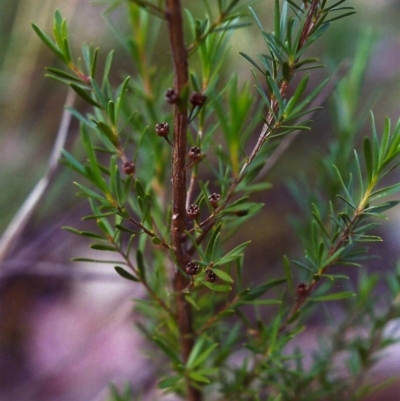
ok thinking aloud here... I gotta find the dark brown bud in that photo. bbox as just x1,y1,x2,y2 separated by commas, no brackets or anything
122,161,135,175
155,122,169,137
190,91,207,107
186,262,200,275
187,204,200,220
188,146,205,162
205,268,218,283
208,193,221,209
296,282,309,297
165,88,178,104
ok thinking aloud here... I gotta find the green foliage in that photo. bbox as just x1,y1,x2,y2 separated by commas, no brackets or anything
33,1,400,400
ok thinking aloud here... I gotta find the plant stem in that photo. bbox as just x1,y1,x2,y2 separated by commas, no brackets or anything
165,1,202,400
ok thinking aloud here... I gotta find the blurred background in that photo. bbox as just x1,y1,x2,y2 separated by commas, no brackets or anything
1,0,400,400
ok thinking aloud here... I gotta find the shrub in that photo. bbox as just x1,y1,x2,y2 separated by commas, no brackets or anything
31,1,400,400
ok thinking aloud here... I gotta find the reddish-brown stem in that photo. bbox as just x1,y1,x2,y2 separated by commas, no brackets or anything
165,1,201,400
298,0,320,51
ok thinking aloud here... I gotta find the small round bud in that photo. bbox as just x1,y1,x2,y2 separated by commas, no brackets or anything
190,91,207,107
296,282,309,297
208,193,221,209
188,146,203,161
188,146,206,166
165,88,178,104
187,204,200,220
155,122,170,137
205,269,218,283
122,161,135,175
186,262,200,275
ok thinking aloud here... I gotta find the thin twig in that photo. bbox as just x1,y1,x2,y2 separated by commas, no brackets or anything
0,89,75,263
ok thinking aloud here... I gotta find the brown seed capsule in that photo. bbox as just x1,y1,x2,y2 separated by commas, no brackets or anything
208,193,221,209
296,282,309,297
155,122,169,137
205,268,218,283
187,204,200,220
165,88,178,104
122,161,135,175
186,262,200,275
190,91,207,107
188,146,203,161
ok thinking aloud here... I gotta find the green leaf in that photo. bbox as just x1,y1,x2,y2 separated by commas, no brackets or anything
91,78,108,109
102,50,115,87
60,149,87,176
74,182,109,203
202,281,232,292
66,107,96,128
283,256,294,296
114,266,140,282
153,337,181,364
91,46,99,78
94,121,117,145
289,78,329,116
185,294,200,310
188,371,210,384
72,257,125,264
321,247,345,268
157,376,181,390
364,136,373,183
108,100,116,126
212,268,234,283
69,83,102,108
242,277,286,301
205,223,222,262
213,22,251,32
115,224,139,234
243,299,281,305
45,67,81,82
90,244,118,251
110,156,124,205
32,23,65,61
135,179,146,199
213,241,251,266
323,11,356,25
79,231,105,239
239,52,263,73
284,74,309,117
81,125,109,193
310,291,355,302
115,76,131,120
364,200,400,214
62,226,81,235
187,339,218,369
136,249,146,281
320,274,349,281
370,183,400,201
